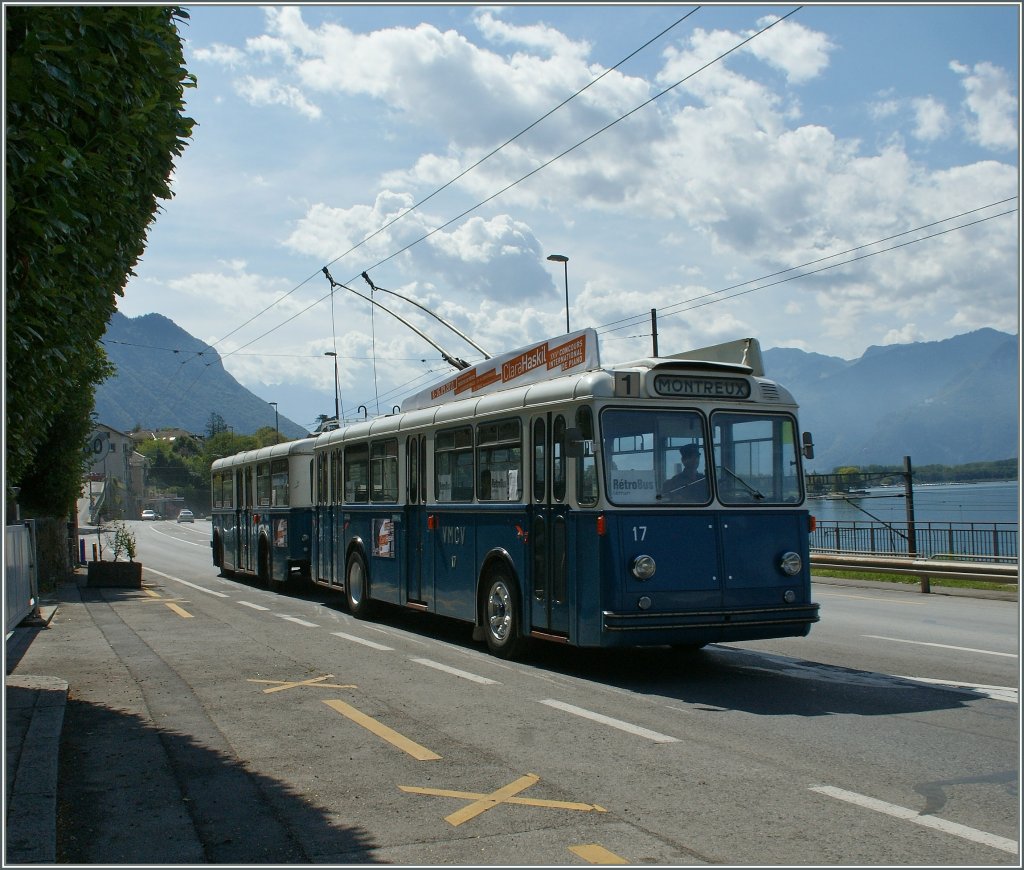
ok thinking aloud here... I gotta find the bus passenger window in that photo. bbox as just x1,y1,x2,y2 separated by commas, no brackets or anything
370,439,399,503
532,418,546,504
576,406,598,506
436,426,474,502
256,462,271,506
553,415,567,502
344,443,369,503
477,418,522,502
271,459,289,507
408,438,419,504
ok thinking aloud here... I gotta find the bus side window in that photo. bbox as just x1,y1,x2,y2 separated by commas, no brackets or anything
436,426,473,502
553,415,567,502
532,418,546,504
576,406,598,506
477,418,522,502
344,443,369,503
407,437,419,504
370,439,399,503
271,458,289,507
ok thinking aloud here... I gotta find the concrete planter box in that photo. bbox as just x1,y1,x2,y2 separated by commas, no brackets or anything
86,560,142,588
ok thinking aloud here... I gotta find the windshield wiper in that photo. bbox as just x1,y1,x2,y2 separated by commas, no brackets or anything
718,465,765,500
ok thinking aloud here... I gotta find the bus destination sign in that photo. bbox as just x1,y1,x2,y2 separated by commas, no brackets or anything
652,375,751,399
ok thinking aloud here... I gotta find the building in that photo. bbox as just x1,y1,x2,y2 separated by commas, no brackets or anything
83,424,147,522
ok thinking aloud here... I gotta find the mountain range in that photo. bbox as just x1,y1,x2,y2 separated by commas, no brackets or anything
94,312,309,439
94,313,1018,470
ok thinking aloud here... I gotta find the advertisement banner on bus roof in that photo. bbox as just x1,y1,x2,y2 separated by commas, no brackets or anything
402,328,601,411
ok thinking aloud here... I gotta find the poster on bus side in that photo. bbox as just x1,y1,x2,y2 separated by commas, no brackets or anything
401,328,600,411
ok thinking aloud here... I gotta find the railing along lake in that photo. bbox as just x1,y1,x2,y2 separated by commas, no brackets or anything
811,520,1019,561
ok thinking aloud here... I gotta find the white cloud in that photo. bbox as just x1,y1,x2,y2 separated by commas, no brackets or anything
951,60,1018,150
911,96,950,141
235,75,322,119
745,16,835,84
191,42,247,67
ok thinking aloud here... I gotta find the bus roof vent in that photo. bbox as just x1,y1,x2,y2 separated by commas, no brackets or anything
760,382,780,401
667,337,764,377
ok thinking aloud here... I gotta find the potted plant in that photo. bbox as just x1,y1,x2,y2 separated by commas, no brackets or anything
86,521,142,588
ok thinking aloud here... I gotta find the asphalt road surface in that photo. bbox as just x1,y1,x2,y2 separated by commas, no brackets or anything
39,520,1021,864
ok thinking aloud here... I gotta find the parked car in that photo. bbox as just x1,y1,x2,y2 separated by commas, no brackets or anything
176,509,194,523
141,509,157,521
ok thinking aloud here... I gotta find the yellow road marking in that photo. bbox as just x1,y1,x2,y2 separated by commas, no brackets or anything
143,589,161,599
400,774,608,826
570,844,628,864
248,675,356,694
164,602,193,618
323,699,441,761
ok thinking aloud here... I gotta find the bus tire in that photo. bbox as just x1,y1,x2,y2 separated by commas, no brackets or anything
482,565,526,660
212,533,224,568
345,550,373,618
258,538,279,592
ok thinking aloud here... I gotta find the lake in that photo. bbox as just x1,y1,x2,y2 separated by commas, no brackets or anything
808,480,1019,526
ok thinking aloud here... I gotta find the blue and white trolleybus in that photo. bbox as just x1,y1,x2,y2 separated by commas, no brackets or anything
301,329,819,658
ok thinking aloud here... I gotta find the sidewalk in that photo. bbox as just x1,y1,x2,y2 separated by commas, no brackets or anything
5,605,63,865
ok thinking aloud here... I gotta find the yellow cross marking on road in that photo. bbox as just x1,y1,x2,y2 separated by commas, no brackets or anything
570,844,629,864
248,675,356,694
400,773,607,826
164,602,193,618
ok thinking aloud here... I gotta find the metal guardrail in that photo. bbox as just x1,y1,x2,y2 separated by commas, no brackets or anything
811,520,1018,560
810,551,1019,593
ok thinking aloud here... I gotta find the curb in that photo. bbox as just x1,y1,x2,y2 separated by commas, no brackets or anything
4,674,68,865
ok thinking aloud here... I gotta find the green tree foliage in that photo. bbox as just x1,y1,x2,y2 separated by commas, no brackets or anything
5,6,195,511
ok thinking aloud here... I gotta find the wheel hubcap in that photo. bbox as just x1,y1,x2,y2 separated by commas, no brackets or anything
487,583,511,641
349,563,363,605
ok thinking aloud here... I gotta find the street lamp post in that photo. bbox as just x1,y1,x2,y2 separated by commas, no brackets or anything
324,352,340,423
269,401,279,441
546,254,569,333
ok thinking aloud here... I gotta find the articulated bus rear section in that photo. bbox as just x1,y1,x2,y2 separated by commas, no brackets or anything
211,438,315,589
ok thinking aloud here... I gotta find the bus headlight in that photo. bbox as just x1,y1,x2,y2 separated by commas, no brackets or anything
631,555,656,580
779,551,802,576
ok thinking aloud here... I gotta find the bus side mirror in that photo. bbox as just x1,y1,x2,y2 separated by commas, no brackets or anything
802,432,815,460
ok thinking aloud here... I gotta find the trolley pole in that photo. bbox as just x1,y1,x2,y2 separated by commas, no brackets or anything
651,308,659,357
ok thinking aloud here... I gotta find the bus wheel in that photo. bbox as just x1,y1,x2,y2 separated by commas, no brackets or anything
212,534,224,569
259,539,279,591
482,566,525,660
345,550,373,618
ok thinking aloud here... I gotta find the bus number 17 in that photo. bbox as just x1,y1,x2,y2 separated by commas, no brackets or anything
632,526,647,542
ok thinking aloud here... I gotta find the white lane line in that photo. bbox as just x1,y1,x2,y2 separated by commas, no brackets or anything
332,631,394,651
411,658,499,684
145,568,230,597
276,615,319,628
810,785,1018,855
539,700,679,744
864,635,1017,658
894,675,1017,704
146,525,208,547
237,601,270,611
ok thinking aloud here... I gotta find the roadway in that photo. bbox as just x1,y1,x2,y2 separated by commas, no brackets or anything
32,519,1022,864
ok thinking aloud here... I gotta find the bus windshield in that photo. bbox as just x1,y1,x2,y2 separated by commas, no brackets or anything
602,408,802,506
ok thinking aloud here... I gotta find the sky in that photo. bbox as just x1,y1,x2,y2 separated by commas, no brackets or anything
117,3,1021,435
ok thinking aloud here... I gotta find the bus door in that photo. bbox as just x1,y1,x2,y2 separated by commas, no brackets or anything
529,414,570,637
240,467,253,572
405,435,430,605
314,452,332,584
